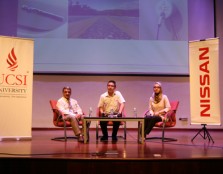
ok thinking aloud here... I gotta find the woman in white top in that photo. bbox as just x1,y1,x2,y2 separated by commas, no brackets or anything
144,82,171,137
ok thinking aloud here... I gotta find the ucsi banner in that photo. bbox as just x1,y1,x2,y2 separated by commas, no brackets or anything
189,38,221,125
0,36,34,140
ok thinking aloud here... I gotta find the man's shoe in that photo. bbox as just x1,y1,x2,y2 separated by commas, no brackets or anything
77,135,84,142
112,136,118,141
100,136,108,141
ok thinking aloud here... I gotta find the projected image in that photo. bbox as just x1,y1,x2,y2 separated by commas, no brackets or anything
140,0,188,40
15,0,187,41
17,0,68,38
5,0,189,75
68,0,139,40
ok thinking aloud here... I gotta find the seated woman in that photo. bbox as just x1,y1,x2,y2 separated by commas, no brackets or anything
144,82,171,138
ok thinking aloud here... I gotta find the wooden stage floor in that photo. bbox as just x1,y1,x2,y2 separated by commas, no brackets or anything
0,128,223,173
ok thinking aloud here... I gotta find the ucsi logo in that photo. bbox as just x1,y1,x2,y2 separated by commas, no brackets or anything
0,74,27,85
0,47,28,86
7,48,18,71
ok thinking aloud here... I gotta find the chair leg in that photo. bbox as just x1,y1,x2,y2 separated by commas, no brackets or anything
162,122,165,142
96,122,99,140
51,121,77,141
86,121,91,142
161,123,177,142
146,123,177,142
64,121,67,141
124,123,127,140
51,121,68,141
51,136,77,141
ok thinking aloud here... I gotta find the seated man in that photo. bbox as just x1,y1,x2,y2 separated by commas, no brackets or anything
98,80,125,141
56,86,84,142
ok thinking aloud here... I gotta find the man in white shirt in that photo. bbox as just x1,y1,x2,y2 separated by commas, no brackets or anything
98,80,125,141
57,86,84,142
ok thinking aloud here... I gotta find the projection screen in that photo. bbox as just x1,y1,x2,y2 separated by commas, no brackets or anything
1,0,189,75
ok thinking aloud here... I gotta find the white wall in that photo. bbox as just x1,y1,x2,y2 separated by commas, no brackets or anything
32,75,223,129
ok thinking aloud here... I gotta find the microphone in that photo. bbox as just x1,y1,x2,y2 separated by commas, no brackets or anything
158,12,165,26
108,109,114,118
110,109,114,115
133,107,137,118
89,107,92,117
156,0,172,40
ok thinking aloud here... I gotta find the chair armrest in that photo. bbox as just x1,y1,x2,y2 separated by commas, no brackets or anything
164,110,174,122
53,109,65,125
144,110,150,116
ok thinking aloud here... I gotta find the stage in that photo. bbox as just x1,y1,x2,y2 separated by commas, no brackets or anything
0,128,223,173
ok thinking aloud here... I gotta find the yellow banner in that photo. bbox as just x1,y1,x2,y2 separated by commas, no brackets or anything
189,38,221,125
0,36,34,140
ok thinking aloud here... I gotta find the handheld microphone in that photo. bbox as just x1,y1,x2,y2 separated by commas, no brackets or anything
158,12,165,26
110,109,114,115
156,0,172,26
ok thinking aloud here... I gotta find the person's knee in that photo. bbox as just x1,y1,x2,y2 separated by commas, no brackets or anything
145,115,153,119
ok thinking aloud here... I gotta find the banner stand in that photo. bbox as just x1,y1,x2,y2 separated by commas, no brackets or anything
0,36,34,141
189,38,220,143
191,124,214,143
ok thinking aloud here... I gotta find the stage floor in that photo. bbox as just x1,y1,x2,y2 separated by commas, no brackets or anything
0,128,222,160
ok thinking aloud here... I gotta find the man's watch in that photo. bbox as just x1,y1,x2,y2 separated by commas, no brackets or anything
117,112,122,117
